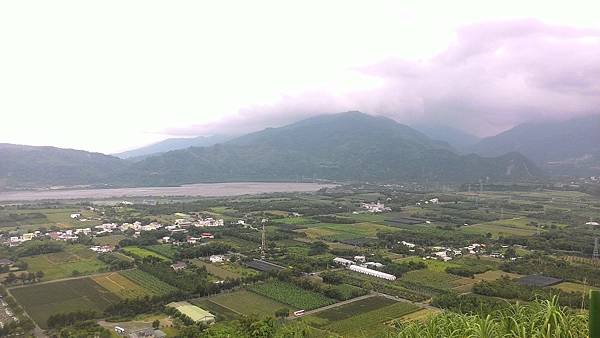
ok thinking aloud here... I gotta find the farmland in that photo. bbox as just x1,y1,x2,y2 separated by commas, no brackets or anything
122,246,170,261
23,244,108,280
119,269,179,296
194,290,293,317
145,244,178,259
91,272,149,299
249,280,335,310
3,183,600,337
10,277,120,328
305,297,420,337
193,260,258,279
460,218,542,238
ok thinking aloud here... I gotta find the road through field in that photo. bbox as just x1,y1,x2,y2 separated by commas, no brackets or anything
6,269,135,289
288,293,376,319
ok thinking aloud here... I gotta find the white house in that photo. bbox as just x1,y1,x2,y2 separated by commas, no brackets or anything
70,213,81,219
209,255,226,263
401,241,416,248
333,257,354,267
361,202,391,213
354,255,366,263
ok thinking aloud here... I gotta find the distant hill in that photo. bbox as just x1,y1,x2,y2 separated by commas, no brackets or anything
471,115,600,175
412,124,480,152
114,134,232,159
119,112,540,185
0,112,544,190
0,144,126,190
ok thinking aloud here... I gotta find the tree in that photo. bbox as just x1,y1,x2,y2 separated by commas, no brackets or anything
5,272,16,284
308,241,329,255
152,319,160,329
274,308,289,319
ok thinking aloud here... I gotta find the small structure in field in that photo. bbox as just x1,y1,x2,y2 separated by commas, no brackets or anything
166,301,216,324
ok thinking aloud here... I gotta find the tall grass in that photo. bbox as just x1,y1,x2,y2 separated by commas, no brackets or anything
395,297,587,338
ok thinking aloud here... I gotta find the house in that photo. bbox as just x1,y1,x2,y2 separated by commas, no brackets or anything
0,259,14,266
354,255,366,263
90,245,113,253
333,257,354,267
128,328,166,338
75,228,92,235
21,233,34,241
209,255,225,263
70,213,81,219
429,198,439,204
361,202,391,213
364,262,384,268
187,237,202,244
401,241,416,248
171,261,187,271
586,221,600,226
201,232,214,239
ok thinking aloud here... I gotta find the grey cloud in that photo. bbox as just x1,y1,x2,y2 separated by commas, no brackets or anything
167,19,600,138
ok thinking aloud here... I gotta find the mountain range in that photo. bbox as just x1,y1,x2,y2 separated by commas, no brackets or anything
0,112,542,190
470,114,600,175
113,134,232,160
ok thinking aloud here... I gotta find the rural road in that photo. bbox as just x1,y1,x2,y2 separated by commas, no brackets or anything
288,293,376,319
7,269,135,290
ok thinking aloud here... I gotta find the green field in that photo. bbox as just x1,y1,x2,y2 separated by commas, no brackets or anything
307,299,420,337
460,218,542,238
93,234,127,246
0,207,101,230
193,260,258,279
307,296,396,323
145,244,178,259
92,272,150,299
249,281,335,310
197,290,294,317
120,269,178,296
10,277,120,328
23,245,108,280
551,281,599,293
122,246,170,261
401,269,467,290
300,222,396,241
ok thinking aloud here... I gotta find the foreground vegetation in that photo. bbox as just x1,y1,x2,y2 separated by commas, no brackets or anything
396,297,587,338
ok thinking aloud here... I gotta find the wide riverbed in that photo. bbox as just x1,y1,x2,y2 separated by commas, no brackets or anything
0,182,335,202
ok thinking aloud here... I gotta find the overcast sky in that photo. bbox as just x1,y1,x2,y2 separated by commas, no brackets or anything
1,1,599,153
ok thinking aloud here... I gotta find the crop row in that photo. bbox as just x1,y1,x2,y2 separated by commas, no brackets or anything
121,269,179,296
249,280,335,310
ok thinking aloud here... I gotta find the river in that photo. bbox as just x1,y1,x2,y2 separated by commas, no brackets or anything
0,182,336,202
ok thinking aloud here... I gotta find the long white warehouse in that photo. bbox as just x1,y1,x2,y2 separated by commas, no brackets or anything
349,264,396,281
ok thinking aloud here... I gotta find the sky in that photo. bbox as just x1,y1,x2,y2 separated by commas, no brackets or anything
1,1,599,153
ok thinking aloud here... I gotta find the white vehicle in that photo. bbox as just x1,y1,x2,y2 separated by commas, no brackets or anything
293,310,305,316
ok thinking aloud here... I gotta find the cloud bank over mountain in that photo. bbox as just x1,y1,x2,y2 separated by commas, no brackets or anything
172,19,600,138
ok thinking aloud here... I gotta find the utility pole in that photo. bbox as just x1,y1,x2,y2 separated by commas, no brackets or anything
594,238,599,260
261,220,267,259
